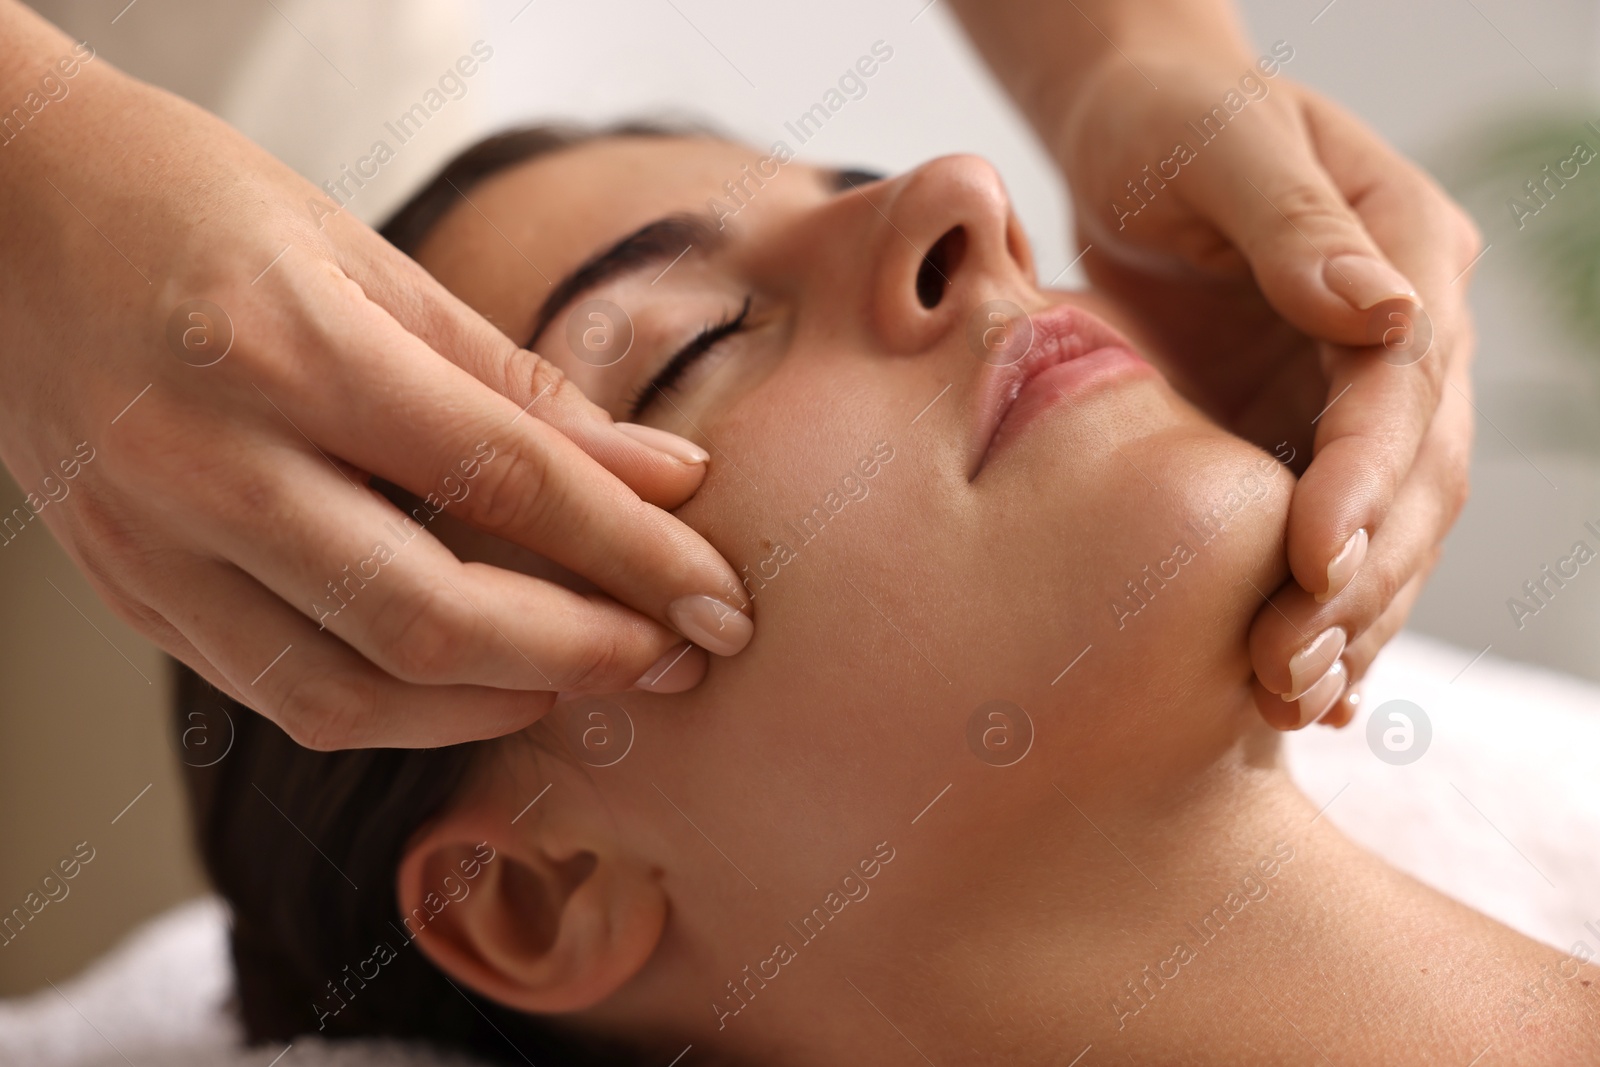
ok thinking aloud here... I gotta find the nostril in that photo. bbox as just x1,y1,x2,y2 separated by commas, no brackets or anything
915,226,967,309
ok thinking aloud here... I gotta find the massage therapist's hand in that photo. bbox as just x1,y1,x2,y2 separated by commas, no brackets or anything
951,0,1480,729
0,2,748,749
1052,59,1480,729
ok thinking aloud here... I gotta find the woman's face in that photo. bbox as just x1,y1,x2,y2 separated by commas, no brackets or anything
413,133,1294,999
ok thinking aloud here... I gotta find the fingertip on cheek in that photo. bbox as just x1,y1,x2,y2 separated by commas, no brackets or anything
1256,661,1348,731
1252,678,1303,732
616,422,710,466
668,595,754,657
1291,660,1347,728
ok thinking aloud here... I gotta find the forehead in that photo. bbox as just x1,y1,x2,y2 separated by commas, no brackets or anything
412,136,828,344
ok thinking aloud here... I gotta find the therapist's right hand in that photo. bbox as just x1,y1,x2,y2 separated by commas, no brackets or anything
0,3,750,749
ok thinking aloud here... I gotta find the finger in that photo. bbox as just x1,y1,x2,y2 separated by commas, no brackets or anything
1301,89,1486,305
244,276,752,655
1284,336,1432,601
328,232,709,511
1252,660,1346,732
1313,568,1427,730
1317,683,1360,729
1178,91,1421,346
182,444,709,693
1248,390,1464,721
1286,337,1470,604
632,642,709,694
1340,571,1428,685
150,557,553,749
1280,91,1480,601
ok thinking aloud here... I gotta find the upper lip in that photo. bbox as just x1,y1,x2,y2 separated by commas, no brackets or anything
969,300,1138,476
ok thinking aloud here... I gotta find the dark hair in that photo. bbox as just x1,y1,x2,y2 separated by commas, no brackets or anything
175,666,657,1065
177,121,715,1066
379,120,720,255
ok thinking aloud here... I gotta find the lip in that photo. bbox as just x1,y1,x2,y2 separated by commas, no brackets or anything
970,301,1154,476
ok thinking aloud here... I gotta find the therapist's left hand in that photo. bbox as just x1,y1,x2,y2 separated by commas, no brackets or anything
1051,58,1482,729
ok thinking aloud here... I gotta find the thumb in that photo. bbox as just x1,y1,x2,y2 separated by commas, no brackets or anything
1181,101,1420,346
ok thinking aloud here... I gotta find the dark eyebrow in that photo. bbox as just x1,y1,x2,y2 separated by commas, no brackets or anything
525,213,725,347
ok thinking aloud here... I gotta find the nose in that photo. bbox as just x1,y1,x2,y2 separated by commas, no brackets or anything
866,155,1035,355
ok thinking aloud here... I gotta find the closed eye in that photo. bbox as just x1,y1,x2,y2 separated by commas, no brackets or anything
628,295,753,420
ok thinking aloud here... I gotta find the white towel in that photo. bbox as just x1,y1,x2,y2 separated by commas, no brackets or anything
1284,631,1600,954
0,897,490,1066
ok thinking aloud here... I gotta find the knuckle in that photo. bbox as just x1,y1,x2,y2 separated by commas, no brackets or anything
208,460,285,532
102,588,170,638
1273,181,1358,235
73,501,142,574
277,671,378,751
522,352,590,415
381,588,471,684
379,591,467,684
1349,452,1401,516
238,262,361,380
553,629,630,693
265,268,387,385
1364,553,1405,618
465,442,558,536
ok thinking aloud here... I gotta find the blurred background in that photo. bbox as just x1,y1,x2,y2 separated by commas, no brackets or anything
2,0,1596,997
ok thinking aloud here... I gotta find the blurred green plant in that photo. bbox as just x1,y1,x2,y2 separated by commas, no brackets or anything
1452,108,1600,346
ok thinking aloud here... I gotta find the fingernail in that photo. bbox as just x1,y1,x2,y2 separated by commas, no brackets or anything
1323,254,1418,311
1283,626,1347,702
1293,660,1347,729
634,642,699,692
1318,528,1368,603
668,594,753,656
616,422,709,465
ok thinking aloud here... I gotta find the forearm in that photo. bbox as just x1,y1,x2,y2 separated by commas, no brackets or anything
949,0,1255,145
0,0,118,224
0,0,235,385
0,0,78,97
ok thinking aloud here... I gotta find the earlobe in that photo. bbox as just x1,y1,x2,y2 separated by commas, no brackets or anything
397,795,667,1015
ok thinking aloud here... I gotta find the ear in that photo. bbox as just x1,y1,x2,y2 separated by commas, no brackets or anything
397,778,667,1014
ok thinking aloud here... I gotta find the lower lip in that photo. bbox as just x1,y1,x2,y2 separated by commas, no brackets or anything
988,345,1154,455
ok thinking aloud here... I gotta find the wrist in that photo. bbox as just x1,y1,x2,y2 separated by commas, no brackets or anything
1019,7,1257,136
0,12,124,190
1049,39,1281,177
0,43,145,230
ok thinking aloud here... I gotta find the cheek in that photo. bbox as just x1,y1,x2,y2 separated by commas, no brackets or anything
672,349,907,581
638,355,950,869
617,351,1292,895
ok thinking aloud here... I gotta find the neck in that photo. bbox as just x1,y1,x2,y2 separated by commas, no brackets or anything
699,739,1598,1065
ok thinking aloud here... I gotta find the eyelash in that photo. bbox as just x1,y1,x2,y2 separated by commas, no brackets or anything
627,295,753,419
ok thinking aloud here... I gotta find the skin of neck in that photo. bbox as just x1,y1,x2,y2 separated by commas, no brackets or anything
580,675,1600,1067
